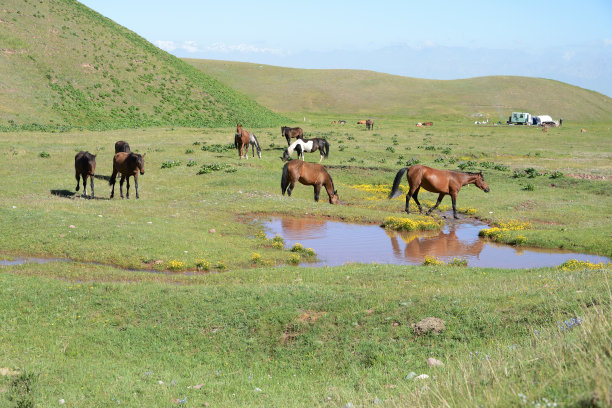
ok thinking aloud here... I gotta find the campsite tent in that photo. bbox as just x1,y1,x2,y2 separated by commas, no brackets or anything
532,115,554,125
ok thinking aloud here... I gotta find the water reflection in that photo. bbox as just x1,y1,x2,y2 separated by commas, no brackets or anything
262,217,610,268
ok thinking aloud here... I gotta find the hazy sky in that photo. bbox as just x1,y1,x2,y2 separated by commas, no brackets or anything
80,0,612,96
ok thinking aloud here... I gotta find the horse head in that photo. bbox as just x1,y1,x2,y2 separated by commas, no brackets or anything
236,124,243,134
330,190,340,205
137,152,146,175
281,149,291,161
475,172,490,192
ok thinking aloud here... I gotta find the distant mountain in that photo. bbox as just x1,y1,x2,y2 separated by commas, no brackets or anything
0,0,285,130
185,59,612,121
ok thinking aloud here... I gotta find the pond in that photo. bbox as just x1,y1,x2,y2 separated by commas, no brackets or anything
262,216,610,268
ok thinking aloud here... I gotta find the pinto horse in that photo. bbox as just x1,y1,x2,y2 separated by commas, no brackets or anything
110,152,145,199
281,160,339,204
281,126,304,146
235,124,261,159
114,140,131,154
282,138,329,162
388,165,489,219
75,151,96,197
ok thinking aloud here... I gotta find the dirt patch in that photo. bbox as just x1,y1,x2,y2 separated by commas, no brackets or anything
412,317,446,335
281,310,327,344
0,367,19,376
297,310,327,323
566,173,607,181
514,200,536,211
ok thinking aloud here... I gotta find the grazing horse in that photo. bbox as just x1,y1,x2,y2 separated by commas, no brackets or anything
110,152,145,199
388,165,490,219
366,119,374,130
357,120,367,124
281,126,304,146
281,138,329,162
235,124,261,159
114,140,131,154
281,160,339,204
74,151,96,198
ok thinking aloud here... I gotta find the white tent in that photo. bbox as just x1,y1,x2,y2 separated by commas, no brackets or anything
533,115,554,125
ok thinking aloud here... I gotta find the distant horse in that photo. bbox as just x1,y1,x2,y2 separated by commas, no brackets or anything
357,120,367,125
281,126,304,146
110,152,145,199
388,165,490,219
282,138,329,162
114,140,131,154
422,122,433,126
74,151,96,197
366,119,374,130
281,159,339,204
235,124,261,159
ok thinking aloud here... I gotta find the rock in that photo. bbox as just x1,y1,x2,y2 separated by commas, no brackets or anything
415,374,429,380
412,317,446,335
209,228,216,233
427,358,444,367
58,399,65,405
404,371,417,380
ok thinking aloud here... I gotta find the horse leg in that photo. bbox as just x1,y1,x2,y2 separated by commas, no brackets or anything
451,193,459,219
411,187,424,213
119,175,125,199
134,174,139,199
110,170,117,198
75,172,81,192
126,176,131,199
426,193,445,216
287,182,295,196
82,174,88,197
314,184,321,202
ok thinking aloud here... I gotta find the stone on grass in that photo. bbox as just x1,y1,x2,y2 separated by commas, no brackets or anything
427,357,444,367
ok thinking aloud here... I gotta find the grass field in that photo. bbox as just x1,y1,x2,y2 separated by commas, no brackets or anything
1,118,610,406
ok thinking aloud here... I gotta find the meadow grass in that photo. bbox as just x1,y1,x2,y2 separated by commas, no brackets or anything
0,118,610,406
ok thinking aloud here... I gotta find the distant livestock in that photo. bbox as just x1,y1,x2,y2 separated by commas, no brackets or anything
366,119,374,130
281,126,304,146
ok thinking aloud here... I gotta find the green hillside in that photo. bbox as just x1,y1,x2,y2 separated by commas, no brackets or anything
185,59,612,121
0,0,285,130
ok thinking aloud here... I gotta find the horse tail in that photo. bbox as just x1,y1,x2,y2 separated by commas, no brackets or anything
323,139,330,159
281,162,290,195
389,167,408,199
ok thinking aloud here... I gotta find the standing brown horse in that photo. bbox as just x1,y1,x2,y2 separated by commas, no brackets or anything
114,140,131,154
281,160,339,204
281,126,304,146
75,151,96,198
110,152,145,199
388,165,489,219
366,119,374,130
234,124,261,159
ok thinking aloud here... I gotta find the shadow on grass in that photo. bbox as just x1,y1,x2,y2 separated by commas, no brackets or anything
94,174,111,181
50,189,110,200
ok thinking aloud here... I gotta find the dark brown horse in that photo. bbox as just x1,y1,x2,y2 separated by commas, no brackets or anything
366,119,374,130
74,151,96,198
281,126,304,146
110,152,145,199
281,160,339,204
388,165,489,219
114,140,131,154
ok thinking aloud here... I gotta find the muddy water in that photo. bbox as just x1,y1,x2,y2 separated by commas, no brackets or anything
263,217,610,268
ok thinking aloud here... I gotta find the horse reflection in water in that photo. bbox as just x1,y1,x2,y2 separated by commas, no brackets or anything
386,224,485,263
280,217,326,239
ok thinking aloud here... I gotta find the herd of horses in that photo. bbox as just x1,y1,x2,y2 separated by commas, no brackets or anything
73,123,491,217
74,140,145,199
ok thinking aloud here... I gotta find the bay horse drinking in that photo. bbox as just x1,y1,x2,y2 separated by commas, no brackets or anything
235,124,261,159
388,165,489,219
74,151,96,198
281,138,329,162
114,140,131,154
281,160,339,204
281,126,304,146
110,152,145,199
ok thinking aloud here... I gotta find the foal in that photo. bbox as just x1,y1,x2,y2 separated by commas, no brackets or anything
110,152,145,199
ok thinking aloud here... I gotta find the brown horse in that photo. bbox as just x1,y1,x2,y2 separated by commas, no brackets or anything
110,152,145,199
234,124,261,159
281,160,339,204
281,126,303,146
366,119,374,130
388,165,489,219
115,140,131,154
75,151,96,198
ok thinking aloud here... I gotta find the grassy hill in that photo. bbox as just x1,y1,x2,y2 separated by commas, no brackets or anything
185,59,612,121
0,0,286,130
